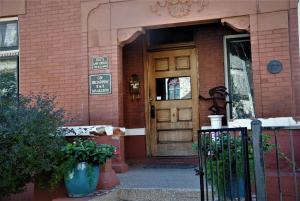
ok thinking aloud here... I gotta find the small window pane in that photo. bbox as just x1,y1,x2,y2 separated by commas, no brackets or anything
0,21,18,50
0,57,18,95
4,23,18,47
156,77,191,101
227,37,255,119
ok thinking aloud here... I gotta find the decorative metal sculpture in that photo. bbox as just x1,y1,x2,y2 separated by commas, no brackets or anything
199,86,231,115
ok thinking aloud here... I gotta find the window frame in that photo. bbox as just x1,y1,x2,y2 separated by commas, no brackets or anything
223,34,254,121
0,17,19,95
0,18,19,51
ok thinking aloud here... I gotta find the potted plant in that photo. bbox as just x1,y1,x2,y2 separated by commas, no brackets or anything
199,86,230,128
55,138,116,198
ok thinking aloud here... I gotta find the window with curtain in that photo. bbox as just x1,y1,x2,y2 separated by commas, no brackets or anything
225,36,255,119
0,19,19,96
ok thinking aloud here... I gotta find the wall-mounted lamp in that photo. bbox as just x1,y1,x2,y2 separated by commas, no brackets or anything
129,74,141,100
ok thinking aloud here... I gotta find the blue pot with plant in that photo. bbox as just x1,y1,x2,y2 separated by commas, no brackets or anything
64,162,99,197
60,138,115,197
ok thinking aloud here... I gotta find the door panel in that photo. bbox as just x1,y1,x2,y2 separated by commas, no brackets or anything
158,130,193,142
156,122,193,130
175,56,190,70
155,58,169,71
148,49,199,156
156,143,194,156
178,108,192,121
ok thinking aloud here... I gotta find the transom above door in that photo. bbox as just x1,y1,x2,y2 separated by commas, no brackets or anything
148,48,199,157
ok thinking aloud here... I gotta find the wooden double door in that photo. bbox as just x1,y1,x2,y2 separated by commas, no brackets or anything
148,48,199,156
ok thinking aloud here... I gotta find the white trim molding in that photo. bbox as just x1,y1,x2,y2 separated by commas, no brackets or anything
228,117,300,129
61,125,125,136
0,17,18,22
125,128,146,136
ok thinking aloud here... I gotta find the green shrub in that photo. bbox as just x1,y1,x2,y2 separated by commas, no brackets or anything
0,92,66,197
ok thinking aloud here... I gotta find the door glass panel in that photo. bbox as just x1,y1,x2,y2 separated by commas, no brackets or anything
227,37,255,119
156,77,191,100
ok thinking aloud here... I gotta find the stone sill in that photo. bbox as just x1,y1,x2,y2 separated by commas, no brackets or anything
203,117,300,130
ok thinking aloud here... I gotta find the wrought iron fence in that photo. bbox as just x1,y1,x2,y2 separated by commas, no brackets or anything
251,120,300,201
196,121,300,201
197,127,252,201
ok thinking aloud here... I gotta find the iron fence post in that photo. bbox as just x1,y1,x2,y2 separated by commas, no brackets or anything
241,127,252,201
251,120,267,201
197,130,205,201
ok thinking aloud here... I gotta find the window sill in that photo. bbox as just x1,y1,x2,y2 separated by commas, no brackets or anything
227,117,300,129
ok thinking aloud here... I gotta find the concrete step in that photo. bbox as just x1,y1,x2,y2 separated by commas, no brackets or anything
88,188,202,201
118,188,201,201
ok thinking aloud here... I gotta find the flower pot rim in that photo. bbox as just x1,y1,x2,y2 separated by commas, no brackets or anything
208,115,224,118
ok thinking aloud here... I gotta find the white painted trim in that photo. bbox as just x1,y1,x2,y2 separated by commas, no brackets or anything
0,17,18,22
125,128,146,136
227,117,300,129
223,34,251,121
0,50,19,56
61,125,126,136
202,117,300,130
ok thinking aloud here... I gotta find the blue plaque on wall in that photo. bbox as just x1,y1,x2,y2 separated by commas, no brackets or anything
267,60,283,74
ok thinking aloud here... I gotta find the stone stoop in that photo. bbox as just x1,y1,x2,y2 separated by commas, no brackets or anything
88,188,202,201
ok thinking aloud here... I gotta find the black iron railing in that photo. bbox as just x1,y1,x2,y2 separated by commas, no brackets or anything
196,121,300,201
251,121,300,201
197,127,252,201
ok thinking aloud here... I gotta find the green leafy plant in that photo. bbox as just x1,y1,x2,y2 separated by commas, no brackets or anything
49,138,116,188
0,92,67,197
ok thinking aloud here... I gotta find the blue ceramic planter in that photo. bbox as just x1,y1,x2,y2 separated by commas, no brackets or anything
64,162,100,198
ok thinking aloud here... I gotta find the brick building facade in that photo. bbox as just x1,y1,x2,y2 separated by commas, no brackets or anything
0,0,299,160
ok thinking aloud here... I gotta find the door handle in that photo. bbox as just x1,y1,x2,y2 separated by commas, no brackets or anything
151,105,155,119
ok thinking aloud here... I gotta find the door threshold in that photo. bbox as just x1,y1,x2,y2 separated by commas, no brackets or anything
126,157,198,166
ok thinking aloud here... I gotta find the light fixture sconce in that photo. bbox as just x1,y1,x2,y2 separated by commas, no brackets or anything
129,74,141,100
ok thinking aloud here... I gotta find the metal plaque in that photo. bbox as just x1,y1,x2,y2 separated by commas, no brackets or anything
90,74,112,95
267,60,283,74
91,56,109,69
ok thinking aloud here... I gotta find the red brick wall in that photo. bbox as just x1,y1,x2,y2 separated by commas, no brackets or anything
252,28,293,117
19,0,88,125
87,45,124,126
122,35,146,159
124,136,147,160
195,24,236,125
251,18,295,118
289,8,300,118
123,35,146,128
